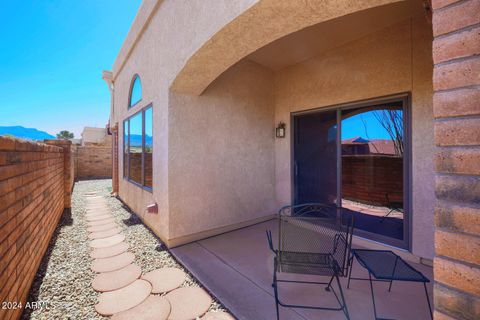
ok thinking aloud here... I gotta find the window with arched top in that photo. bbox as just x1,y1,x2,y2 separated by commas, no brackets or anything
129,75,142,108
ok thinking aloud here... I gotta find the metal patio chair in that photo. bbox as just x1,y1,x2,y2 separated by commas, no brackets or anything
266,203,354,320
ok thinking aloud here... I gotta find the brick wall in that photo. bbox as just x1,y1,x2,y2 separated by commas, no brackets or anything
0,137,72,320
342,155,403,206
432,1,480,319
75,138,112,180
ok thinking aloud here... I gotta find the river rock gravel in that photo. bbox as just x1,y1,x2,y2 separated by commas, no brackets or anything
22,179,226,320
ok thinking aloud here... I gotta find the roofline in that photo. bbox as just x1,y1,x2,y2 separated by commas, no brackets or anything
111,0,163,80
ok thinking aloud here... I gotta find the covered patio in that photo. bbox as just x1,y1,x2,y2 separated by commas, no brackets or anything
171,219,433,320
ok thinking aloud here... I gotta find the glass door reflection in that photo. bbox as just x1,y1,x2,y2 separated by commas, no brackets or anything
341,103,405,241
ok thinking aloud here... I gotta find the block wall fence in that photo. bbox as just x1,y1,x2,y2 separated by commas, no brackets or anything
0,137,74,320
432,0,480,319
74,138,112,180
342,156,403,206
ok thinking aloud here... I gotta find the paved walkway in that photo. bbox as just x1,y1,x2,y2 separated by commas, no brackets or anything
172,220,433,320
84,193,233,320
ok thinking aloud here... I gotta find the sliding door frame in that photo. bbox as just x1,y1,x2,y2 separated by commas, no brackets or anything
291,92,412,250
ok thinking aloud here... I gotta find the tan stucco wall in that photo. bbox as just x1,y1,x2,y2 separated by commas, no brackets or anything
81,127,108,145
110,0,259,242
168,60,276,241
170,0,402,95
274,17,434,258
109,0,434,258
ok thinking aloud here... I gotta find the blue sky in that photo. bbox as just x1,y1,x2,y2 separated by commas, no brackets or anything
341,111,399,140
0,0,142,137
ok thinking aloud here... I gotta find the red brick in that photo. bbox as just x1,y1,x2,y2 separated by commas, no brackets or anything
0,137,16,151
433,0,480,36
435,175,480,204
433,57,480,91
434,118,480,146
435,148,480,175
433,88,480,118
433,26,480,63
435,204,480,236
436,229,480,265
435,257,480,296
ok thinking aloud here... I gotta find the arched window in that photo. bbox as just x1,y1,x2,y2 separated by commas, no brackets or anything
129,75,142,108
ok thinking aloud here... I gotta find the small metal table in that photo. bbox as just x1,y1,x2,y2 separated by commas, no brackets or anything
347,249,432,320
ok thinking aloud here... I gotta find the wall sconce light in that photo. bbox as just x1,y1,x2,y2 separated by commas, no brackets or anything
276,122,286,138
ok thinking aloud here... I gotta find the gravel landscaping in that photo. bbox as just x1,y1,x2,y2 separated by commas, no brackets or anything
23,179,226,319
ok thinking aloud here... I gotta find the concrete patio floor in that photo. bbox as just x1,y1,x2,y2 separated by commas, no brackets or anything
171,219,433,320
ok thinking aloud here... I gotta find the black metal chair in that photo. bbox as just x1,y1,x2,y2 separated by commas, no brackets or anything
266,203,354,320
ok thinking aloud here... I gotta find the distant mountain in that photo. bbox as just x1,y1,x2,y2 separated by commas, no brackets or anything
0,126,55,141
129,134,152,147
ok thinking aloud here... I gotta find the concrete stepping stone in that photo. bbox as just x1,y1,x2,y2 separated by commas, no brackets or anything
86,202,108,206
91,242,129,259
86,204,108,209
88,218,116,227
86,206,111,213
91,252,135,273
86,203,108,207
95,279,152,316
111,295,171,320
202,312,235,320
87,214,114,222
87,223,118,233
86,208,110,214
165,287,212,320
141,267,186,294
90,234,125,249
86,196,103,200
86,210,112,218
88,227,122,240
92,264,142,292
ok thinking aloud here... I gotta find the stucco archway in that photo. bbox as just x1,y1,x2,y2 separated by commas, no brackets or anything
170,0,403,96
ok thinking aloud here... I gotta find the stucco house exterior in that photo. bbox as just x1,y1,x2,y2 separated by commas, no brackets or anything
103,1,479,318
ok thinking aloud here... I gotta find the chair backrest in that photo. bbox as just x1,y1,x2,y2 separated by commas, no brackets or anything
278,203,354,276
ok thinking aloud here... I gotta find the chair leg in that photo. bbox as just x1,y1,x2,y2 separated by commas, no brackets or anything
273,259,280,320
423,282,433,320
347,255,354,289
335,274,350,320
368,272,378,320
388,279,393,292
325,274,335,291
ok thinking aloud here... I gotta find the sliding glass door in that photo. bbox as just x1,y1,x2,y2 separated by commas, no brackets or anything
293,95,409,248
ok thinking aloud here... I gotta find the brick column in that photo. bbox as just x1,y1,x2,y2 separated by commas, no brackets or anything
432,1,480,319
44,139,74,208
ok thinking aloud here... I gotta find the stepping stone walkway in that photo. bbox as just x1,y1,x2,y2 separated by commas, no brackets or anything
88,218,117,227
87,223,119,233
91,242,129,259
83,195,227,319
111,295,171,320
141,267,186,294
95,279,152,316
165,287,213,320
202,312,236,320
89,233,125,249
92,264,142,292
87,214,114,222
91,252,136,273
88,227,122,240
